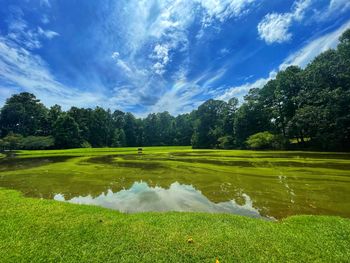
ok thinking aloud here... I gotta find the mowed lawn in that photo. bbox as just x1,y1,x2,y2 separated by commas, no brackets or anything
0,147,350,262
1,189,350,262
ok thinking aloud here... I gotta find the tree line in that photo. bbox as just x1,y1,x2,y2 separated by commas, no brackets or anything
1,29,349,151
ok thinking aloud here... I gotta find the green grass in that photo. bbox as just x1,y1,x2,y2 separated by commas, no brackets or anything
1,188,350,262
1,147,350,262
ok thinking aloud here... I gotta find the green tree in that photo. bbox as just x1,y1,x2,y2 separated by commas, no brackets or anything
111,128,126,147
192,99,228,148
124,113,138,147
174,113,193,146
246,131,276,150
47,104,62,135
234,89,272,148
274,66,303,137
53,114,82,149
68,107,93,144
88,107,113,147
0,93,48,137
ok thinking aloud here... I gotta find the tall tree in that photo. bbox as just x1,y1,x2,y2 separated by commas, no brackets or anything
0,93,48,137
88,107,113,147
124,113,138,147
192,99,228,148
174,113,193,146
234,89,272,147
68,107,92,143
53,114,82,149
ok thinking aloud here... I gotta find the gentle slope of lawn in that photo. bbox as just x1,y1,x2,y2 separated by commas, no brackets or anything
1,189,350,262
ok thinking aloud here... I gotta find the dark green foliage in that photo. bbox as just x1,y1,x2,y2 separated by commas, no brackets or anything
192,99,228,148
111,128,126,147
0,133,54,150
20,136,54,150
0,92,48,137
123,113,138,147
53,114,82,149
217,135,234,149
174,114,193,146
0,133,23,150
1,29,350,151
88,107,113,147
67,107,92,143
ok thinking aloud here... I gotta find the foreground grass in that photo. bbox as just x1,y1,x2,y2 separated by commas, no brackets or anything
1,189,350,262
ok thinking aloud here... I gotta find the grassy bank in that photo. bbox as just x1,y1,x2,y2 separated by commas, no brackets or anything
1,189,350,262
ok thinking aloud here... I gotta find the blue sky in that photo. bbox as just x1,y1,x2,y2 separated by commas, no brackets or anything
0,0,350,116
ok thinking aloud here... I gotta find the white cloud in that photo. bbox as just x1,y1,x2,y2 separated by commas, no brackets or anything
197,0,256,26
109,0,257,114
258,13,293,44
111,52,120,60
5,10,59,50
118,0,256,71
258,0,312,44
37,27,59,39
151,44,170,75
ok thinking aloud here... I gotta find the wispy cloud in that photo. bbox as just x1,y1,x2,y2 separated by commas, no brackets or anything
147,66,229,115
216,71,276,101
280,19,350,69
37,27,59,39
0,37,103,108
108,0,257,114
313,0,350,21
5,7,59,50
327,0,350,16
40,0,51,8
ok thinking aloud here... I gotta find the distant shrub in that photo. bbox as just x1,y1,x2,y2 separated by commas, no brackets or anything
81,141,92,148
0,133,23,151
21,136,55,150
0,134,54,151
246,132,280,150
217,136,234,149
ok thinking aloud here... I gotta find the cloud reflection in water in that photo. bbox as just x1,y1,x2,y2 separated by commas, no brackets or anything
54,182,270,219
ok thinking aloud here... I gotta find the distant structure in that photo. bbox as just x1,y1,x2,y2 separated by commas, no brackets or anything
138,148,143,155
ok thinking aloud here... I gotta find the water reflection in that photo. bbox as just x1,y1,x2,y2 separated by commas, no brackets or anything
54,182,271,220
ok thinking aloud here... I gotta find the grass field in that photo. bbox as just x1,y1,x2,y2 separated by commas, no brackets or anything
1,189,350,262
1,147,350,262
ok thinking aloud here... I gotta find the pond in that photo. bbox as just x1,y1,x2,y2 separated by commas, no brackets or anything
0,148,350,220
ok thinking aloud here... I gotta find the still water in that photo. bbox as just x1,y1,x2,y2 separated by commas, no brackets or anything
54,182,265,219
1,149,350,220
